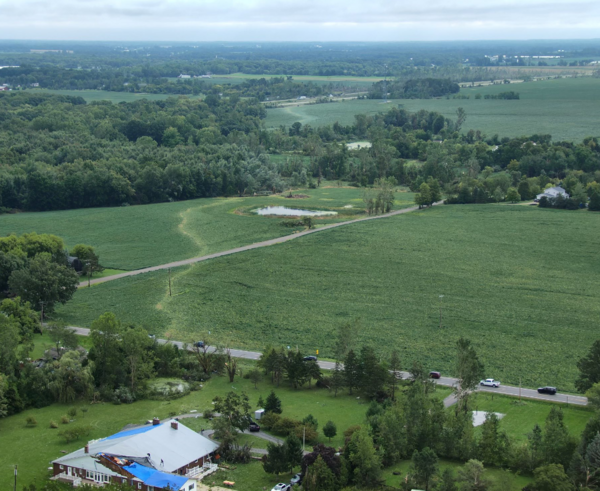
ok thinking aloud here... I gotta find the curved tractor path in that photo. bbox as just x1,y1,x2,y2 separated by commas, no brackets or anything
79,203,435,288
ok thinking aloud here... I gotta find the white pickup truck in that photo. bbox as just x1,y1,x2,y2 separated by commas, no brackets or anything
480,378,501,388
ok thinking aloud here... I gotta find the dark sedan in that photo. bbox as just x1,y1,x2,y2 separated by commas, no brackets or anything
303,356,318,362
537,386,557,395
249,422,261,432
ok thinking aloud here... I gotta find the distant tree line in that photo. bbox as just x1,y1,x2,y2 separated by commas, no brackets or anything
368,78,460,99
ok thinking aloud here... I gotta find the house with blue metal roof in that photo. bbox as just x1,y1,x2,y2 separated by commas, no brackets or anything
52,419,219,490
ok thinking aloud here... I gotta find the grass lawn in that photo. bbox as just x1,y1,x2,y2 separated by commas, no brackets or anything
470,392,593,442
267,77,600,141
29,332,93,360
56,205,600,392
237,433,269,450
382,459,533,490
0,185,414,271
0,361,381,489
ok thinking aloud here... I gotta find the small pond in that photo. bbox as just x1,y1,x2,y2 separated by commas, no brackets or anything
255,206,337,217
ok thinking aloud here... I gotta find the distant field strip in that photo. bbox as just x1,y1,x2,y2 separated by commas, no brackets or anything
267,77,600,141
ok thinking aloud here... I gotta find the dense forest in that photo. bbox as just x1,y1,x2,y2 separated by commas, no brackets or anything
1,91,600,212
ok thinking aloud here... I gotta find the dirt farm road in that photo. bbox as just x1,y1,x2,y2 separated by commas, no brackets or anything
78,203,434,288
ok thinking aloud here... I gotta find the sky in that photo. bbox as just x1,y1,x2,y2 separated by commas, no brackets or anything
0,0,599,41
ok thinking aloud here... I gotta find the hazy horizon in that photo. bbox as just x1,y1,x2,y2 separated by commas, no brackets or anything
0,0,599,42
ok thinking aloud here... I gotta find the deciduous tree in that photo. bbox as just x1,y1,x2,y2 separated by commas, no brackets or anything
410,447,439,491
323,420,337,442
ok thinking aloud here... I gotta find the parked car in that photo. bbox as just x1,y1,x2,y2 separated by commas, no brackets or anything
271,484,291,491
290,473,302,485
195,341,205,348
537,386,557,395
480,379,501,388
429,371,441,379
249,422,261,432
303,356,318,362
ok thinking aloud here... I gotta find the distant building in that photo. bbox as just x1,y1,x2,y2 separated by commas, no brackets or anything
51,420,219,489
178,74,191,79
200,74,212,78
536,186,569,201
297,95,307,100
30,83,39,87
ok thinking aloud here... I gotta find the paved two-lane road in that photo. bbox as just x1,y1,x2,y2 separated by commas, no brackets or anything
69,327,587,406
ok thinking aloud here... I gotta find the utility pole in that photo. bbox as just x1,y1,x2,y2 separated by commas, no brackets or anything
439,295,444,329
168,268,172,296
87,260,92,287
303,426,306,452
519,378,522,402
14,465,17,491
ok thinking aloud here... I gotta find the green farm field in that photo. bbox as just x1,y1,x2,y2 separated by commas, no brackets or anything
267,77,600,141
0,186,415,270
56,205,600,392
27,88,202,103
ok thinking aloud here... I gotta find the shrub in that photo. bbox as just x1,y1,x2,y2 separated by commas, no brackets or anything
302,414,318,430
61,415,70,425
293,424,319,445
272,417,300,436
50,420,58,429
113,386,135,405
203,409,215,419
67,407,77,418
25,416,37,427
58,425,92,443
259,412,281,431
344,425,361,444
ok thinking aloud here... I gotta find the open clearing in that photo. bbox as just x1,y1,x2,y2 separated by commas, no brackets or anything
267,77,600,141
56,205,600,392
0,186,415,270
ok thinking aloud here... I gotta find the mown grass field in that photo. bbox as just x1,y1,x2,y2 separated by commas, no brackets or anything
56,205,600,392
0,186,415,270
267,77,600,141
27,88,202,103
0,355,373,489
472,392,592,442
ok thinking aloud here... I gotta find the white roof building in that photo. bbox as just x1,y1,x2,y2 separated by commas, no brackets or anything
536,186,569,201
52,420,219,490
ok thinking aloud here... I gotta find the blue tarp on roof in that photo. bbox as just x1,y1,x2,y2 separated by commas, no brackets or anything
145,471,187,489
123,463,186,490
104,424,160,440
123,462,156,481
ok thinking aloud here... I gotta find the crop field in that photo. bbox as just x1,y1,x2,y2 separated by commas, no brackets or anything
27,88,202,103
56,205,600,392
266,77,600,141
0,185,415,270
